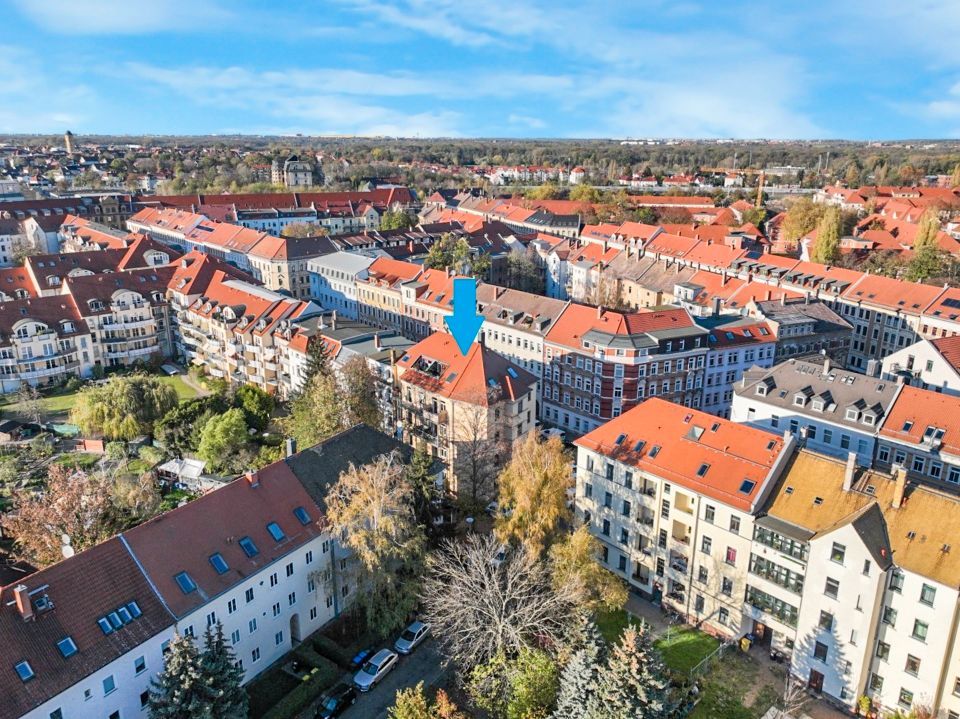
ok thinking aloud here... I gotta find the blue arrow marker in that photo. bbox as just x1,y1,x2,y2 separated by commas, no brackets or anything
444,277,484,356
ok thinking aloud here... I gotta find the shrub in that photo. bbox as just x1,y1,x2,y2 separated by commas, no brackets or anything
259,655,339,719
312,634,354,668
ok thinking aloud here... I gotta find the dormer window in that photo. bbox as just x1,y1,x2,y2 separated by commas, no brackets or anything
862,414,875,426
812,399,825,412
756,385,767,396
793,393,807,407
845,408,859,421
46,276,61,286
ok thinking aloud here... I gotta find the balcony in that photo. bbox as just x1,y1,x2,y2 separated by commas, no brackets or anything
668,551,688,574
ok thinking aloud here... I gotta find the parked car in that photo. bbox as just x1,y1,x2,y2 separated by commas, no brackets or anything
394,621,430,655
353,649,398,692
540,427,566,442
315,683,357,718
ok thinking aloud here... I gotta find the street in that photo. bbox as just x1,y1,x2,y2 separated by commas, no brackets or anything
300,641,449,719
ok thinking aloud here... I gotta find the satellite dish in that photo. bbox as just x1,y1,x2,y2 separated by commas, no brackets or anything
61,545,75,559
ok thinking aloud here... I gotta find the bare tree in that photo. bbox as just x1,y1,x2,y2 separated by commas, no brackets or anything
452,386,508,507
421,534,578,669
16,382,44,426
776,674,810,718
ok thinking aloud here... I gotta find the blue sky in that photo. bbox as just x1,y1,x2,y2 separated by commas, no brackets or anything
3,0,960,139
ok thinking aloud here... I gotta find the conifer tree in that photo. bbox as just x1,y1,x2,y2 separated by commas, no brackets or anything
199,623,247,719
587,625,672,719
148,633,210,719
553,614,606,719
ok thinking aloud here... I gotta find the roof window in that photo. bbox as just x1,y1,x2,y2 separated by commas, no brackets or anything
209,553,229,575
57,636,78,659
293,506,311,525
14,660,34,682
174,572,197,594
238,536,259,557
738,479,756,494
266,522,286,542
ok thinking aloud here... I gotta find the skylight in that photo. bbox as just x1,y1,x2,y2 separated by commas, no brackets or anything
127,601,142,618
57,637,78,659
97,617,113,635
116,606,132,624
697,464,710,477
506,367,518,379
649,445,661,458
209,553,229,575
738,479,756,494
108,612,123,629
902,421,913,432
174,572,197,594
633,440,646,453
614,433,627,446
266,522,286,542
238,536,259,557
293,506,311,525
14,660,34,682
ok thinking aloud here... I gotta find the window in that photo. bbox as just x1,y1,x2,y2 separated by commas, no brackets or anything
813,642,828,662
882,606,898,626
286,562,294,577
912,619,929,642
56,636,78,658
275,631,284,646
135,655,146,674
231,629,240,645
876,641,890,661
721,577,733,596
889,569,904,593
305,550,313,564
725,547,737,565
863,560,871,576
729,516,741,534
266,522,286,542
905,655,921,676
245,588,255,603
621,499,631,517
49,711,63,719
248,618,258,634
14,660,34,682
310,606,318,620
869,673,883,692
830,542,846,564
819,611,834,630
270,573,278,587
206,611,217,627
920,583,936,606
288,592,296,606
824,578,839,599
102,674,116,695
698,566,708,583
174,571,197,594
252,648,261,663
238,536,259,557
701,536,712,554
718,608,729,625
704,505,715,523
141,690,150,708
209,553,229,574
293,506,311,525
227,598,237,615
899,688,914,708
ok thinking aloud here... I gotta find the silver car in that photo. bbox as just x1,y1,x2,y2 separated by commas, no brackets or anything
393,621,430,655
352,648,398,692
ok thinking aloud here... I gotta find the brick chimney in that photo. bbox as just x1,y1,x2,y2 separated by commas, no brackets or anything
892,464,908,509
245,470,260,488
374,333,382,350
596,304,603,319
13,585,32,622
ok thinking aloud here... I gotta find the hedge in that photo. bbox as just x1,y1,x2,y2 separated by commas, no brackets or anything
260,655,340,719
313,634,355,668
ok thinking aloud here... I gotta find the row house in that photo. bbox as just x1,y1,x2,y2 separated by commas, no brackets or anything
574,399,796,637
881,336,960,396
307,252,375,320
542,305,709,436
746,295,852,366
732,358,901,467
2,426,420,719
755,451,960,718
177,270,322,395
393,332,537,496
699,317,777,419
355,257,424,337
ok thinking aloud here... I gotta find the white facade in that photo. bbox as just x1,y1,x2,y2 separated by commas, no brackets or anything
703,338,776,418
307,252,374,320
881,339,960,397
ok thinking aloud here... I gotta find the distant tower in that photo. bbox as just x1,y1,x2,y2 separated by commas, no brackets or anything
64,130,74,154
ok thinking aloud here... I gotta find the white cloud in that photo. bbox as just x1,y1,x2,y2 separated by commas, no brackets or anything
11,0,232,35
508,114,547,130
0,46,96,132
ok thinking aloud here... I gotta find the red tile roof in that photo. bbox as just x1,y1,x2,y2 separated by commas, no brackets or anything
879,385,960,457
575,398,789,511
545,303,696,350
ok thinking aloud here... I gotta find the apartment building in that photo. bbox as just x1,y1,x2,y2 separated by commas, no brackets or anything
307,252,375,320
574,399,796,638
746,296,852,366
755,451,960,717
393,332,537,495
543,305,708,436
732,358,902,466
699,317,777,418
177,271,322,396
1,425,419,719
881,336,960,395
355,257,423,337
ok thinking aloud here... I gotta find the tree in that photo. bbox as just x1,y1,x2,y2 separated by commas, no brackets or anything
505,253,545,294
452,388,508,508
198,623,247,718
527,182,561,200
148,633,208,719
553,615,607,719
155,395,229,458
381,210,417,231
811,206,842,265
421,534,578,669
781,196,825,243
951,162,960,189
406,445,437,528
282,221,326,237
324,452,425,636
281,371,345,449
424,233,471,272
469,648,558,719
390,682,468,719
587,625,671,719
907,208,945,282
569,184,600,203
549,526,627,613
301,335,332,390
2,466,118,566
341,355,383,429
15,382,43,426
113,471,161,522
495,433,571,558
234,384,274,431
70,375,178,440
197,408,251,473
740,207,767,227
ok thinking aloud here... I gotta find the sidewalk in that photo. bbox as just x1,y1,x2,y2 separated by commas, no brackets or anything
625,592,671,637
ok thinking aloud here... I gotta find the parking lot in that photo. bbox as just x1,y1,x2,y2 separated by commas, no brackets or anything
300,640,448,719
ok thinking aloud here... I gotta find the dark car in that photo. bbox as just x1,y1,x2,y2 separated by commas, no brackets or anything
315,683,358,718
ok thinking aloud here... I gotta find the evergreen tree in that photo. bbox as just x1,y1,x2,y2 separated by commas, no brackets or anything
811,206,842,265
301,335,332,390
406,445,436,527
587,625,671,719
553,614,606,719
199,623,247,719
148,634,211,719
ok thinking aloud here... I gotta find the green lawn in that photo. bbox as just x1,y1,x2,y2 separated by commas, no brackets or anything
654,627,720,675
688,648,782,719
54,453,101,470
155,375,199,401
595,608,639,645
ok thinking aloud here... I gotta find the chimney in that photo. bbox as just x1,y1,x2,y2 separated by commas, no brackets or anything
765,289,771,301
721,272,728,287
892,464,908,509
374,333,382,350
783,429,793,443
597,304,603,319
712,296,721,317
331,310,337,330
284,438,297,458
823,357,831,374
842,451,856,491
245,470,260,488
780,292,786,306
804,292,810,305
13,585,32,622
